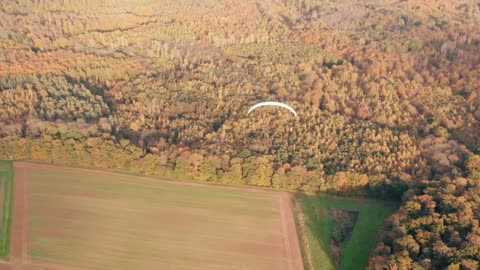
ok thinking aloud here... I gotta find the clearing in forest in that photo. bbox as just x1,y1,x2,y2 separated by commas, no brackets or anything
294,194,398,270
0,160,13,260
12,162,303,270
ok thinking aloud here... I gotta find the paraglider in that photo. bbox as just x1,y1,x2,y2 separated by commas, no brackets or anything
248,101,297,117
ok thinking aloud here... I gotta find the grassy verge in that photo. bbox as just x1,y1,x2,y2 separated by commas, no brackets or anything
292,199,314,270
294,194,398,270
0,160,13,260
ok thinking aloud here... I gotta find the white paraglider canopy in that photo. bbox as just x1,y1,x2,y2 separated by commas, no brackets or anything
247,101,297,117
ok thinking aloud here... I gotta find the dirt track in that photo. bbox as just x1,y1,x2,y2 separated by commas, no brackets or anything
3,162,304,270
280,193,304,270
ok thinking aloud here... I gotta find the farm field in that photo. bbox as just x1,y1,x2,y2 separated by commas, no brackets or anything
8,162,303,270
0,160,13,260
295,194,398,270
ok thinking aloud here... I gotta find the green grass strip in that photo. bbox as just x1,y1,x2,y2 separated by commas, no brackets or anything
295,194,398,270
0,160,13,260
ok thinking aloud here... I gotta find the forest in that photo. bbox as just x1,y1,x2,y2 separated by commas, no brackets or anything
0,0,479,269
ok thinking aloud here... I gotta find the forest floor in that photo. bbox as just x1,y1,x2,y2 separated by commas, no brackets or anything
294,193,398,270
1,161,303,270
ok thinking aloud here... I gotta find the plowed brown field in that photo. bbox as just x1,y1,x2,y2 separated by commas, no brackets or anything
4,162,303,270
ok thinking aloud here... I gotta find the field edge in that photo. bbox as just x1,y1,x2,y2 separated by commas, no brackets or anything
292,196,314,270
0,160,14,260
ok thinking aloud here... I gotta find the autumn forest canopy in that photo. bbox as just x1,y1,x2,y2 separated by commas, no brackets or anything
0,0,480,269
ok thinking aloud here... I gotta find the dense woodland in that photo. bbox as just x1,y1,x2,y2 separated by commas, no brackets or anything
0,0,479,268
